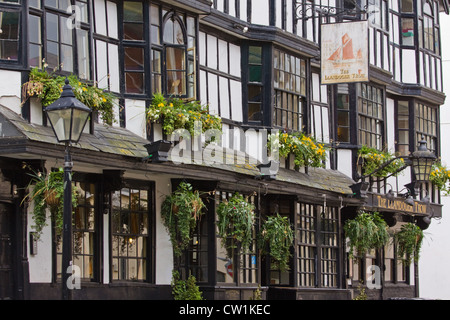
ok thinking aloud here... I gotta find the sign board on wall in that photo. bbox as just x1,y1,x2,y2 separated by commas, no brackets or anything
321,21,369,84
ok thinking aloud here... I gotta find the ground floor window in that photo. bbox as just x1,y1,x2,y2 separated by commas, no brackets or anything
111,181,154,282
215,191,259,285
56,180,97,281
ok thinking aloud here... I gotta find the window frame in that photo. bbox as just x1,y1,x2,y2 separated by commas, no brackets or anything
110,179,155,283
0,1,23,68
28,0,92,78
272,48,307,133
357,83,385,150
54,174,101,284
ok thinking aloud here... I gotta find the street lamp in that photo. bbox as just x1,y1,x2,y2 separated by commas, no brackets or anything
44,78,91,300
410,137,437,183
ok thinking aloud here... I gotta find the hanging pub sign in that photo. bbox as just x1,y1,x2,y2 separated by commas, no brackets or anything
321,20,369,84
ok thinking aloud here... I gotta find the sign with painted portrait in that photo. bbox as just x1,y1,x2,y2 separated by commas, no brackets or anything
321,21,369,84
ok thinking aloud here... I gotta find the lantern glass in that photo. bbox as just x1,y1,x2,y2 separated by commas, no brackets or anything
412,157,434,182
46,107,90,143
410,138,437,182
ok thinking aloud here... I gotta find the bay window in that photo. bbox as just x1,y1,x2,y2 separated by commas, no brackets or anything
28,0,91,79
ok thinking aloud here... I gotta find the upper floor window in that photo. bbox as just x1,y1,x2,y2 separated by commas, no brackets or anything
358,83,384,149
124,3,197,98
246,45,263,123
415,102,437,154
419,1,440,54
0,1,21,62
29,0,91,79
273,49,306,132
163,12,187,96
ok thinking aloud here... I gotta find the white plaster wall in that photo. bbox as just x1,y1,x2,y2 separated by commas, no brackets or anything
0,70,22,114
337,149,353,179
124,99,146,138
419,13,450,300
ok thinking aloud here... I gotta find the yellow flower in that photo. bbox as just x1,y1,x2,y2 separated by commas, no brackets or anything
158,103,164,108
102,98,107,102
82,87,87,92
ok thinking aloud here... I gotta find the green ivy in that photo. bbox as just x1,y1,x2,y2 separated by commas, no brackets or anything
161,182,205,257
260,214,294,272
395,223,424,266
344,211,389,258
216,193,255,257
23,168,78,239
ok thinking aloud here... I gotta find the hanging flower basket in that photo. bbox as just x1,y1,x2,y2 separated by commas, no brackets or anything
216,193,255,257
161,182,206,257
23,168,78,239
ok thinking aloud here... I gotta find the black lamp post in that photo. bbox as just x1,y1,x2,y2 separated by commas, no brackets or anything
44,79,91,300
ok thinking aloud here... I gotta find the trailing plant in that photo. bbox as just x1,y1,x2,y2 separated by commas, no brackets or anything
250,284,263,300
171,270,204,300
161,182,206,257
23,168,78,239
344,211,389,258
216,193,255,257
430,161,450,195
395,222,424,266
353,281,368,300
267,131,328,168
260,213,294,272
22,66,116,124
147,92,222,136
357,145,405,178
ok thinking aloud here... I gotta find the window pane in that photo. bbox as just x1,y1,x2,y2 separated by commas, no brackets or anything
60,17,73,45
0,11,19,60
46,13,59,42
401,0,413,12
29,44,42,67
61,44,73,72
46,41,59,69
125,47,144,71
126,72,145,94
124,23,143,41
167,71,186,95
249,46,261,64
166,47,185,70
249,65,261,82
402,19,414,46
124,2,143,21
77,29,90,79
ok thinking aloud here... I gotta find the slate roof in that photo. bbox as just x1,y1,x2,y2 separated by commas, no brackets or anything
0,104,356,196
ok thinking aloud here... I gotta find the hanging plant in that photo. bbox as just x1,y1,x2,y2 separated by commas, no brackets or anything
23,168,78,239
344,211,389,258
260,214,294,272
267,131,328,168
357,145,405,178
147,93,222,136
430,161,450,195
216,193,255,257
22,66,117,125
161,182,206,257
395,222,424,266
